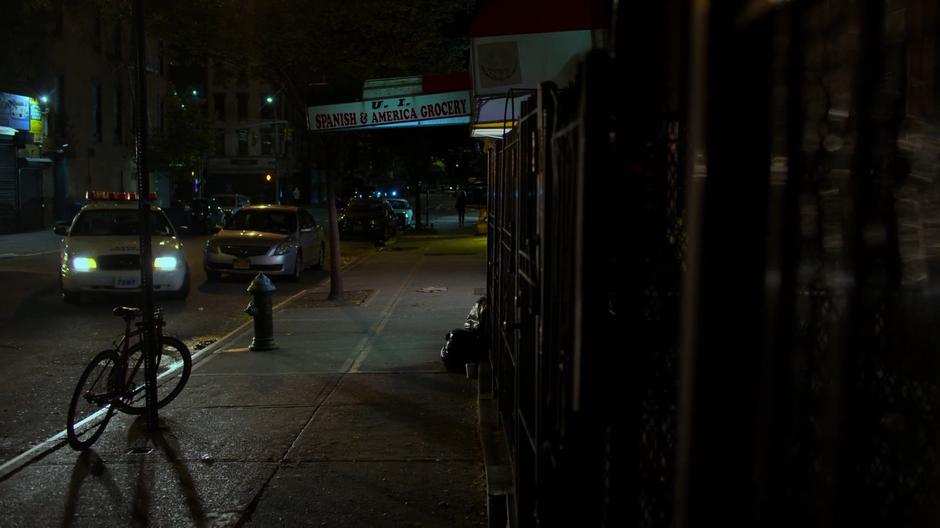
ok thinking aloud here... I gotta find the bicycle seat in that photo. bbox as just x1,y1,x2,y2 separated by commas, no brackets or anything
112,306,141,318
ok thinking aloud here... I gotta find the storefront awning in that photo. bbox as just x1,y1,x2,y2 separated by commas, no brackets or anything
20,157,52,167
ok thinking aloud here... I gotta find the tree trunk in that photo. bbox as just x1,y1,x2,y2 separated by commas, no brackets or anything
326,171,344,301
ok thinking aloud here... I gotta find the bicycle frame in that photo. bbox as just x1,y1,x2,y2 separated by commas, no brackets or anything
111,311,166,404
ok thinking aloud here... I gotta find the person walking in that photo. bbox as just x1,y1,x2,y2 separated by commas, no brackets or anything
455,187,468,227
292,186,301,204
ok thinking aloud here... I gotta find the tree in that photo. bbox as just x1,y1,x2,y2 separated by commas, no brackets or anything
149,90,215,199
145,0,478,300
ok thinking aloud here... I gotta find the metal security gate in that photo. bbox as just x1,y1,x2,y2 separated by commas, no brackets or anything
17,167,44,230
483,0,940,527
0,140,17,233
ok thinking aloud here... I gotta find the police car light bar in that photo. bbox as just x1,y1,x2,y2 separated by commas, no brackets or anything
85,191,158,201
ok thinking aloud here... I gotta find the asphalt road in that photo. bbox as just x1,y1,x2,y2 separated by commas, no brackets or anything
0,232,361,464
0,192,476,465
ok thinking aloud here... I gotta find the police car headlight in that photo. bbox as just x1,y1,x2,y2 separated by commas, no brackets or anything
72,257,97,272
154,256,178,270
273,240,295,256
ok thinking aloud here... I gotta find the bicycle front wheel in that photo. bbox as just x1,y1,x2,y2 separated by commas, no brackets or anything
115,336,192,415
66,349,119,451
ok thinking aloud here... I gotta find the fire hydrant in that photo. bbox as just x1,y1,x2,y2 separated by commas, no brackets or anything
245,273,278,351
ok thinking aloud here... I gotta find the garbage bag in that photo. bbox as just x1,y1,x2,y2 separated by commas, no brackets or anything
464,296,488,332
441,328,483,372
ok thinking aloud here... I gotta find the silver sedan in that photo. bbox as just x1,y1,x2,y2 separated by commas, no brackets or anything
203,205,325,281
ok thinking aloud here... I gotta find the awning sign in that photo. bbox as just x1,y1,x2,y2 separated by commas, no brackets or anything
0,92,32,131
307,90,470,132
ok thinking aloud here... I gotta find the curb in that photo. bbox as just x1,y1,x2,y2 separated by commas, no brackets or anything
477,360,512,528
0,242,382,482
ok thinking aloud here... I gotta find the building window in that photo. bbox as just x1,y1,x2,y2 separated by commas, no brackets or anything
215,129,226,156
113,78,123,142
236,93,248,120
214,93,226,121
92,82,102,142
260,128,273,155
237,128,249,155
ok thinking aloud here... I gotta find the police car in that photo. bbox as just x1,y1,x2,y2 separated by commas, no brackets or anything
55,192,190,302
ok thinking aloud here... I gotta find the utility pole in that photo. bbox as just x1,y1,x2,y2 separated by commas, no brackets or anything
133,0,158,431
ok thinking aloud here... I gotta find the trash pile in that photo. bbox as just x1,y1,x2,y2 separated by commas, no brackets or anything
440,296,488,373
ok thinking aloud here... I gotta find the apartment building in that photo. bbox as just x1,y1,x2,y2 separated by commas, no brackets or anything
204,59,302,205
1,3,168,232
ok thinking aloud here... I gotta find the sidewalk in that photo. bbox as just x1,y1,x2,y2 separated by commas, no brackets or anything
0,230,489,527
0,229,60,258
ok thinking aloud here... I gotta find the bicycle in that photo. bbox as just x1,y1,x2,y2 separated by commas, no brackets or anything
66,306,192,450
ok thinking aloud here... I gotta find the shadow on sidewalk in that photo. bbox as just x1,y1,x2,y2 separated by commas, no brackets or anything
63,449,124,528
126,417,207,527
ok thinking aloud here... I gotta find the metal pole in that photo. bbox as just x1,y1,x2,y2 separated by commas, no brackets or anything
273,103,279,204
133,0,158,431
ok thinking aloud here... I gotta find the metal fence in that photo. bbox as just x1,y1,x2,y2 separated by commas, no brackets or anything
483,0,940,527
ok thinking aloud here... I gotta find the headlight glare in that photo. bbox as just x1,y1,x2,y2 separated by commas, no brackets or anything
273,240,294,256
154,256,178,270
72,257,97,272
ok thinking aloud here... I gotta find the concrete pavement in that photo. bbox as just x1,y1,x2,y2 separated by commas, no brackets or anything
0,218,490,527
0,229,61,258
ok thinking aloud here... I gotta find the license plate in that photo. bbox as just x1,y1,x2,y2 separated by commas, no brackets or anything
114,277,139,289
233,258,250,270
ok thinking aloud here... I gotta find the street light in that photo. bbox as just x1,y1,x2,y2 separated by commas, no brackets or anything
192,89,198,97
39,95,49,104
264,92,282,203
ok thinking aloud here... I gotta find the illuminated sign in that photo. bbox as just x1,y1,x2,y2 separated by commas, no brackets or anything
0,92,32,131
307,90,470,132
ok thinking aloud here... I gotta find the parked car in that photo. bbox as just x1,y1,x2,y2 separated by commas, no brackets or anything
338,197,398,241
386,198,414,229
55,192,189,302
210,193,251,223
203,205,325,281
188,198,226,233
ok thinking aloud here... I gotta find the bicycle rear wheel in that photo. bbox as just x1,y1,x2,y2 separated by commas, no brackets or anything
66,350,119,451
115,336,192,415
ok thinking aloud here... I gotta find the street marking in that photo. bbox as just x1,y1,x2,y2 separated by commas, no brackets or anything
0,240,385,481
0,284,312,482
348,255,424,373
0,250,59,259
